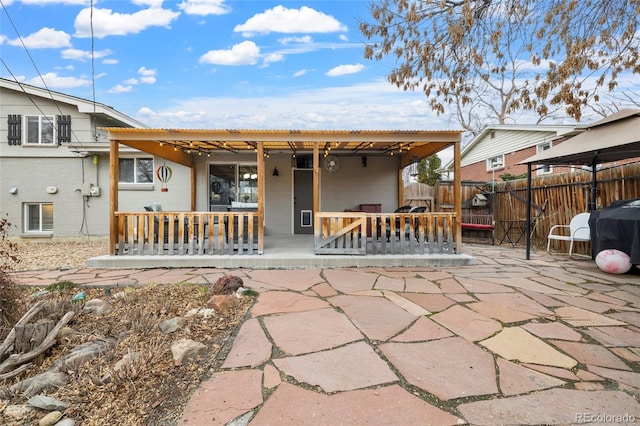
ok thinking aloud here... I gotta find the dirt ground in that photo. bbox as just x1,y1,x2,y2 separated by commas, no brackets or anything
0,239,254,425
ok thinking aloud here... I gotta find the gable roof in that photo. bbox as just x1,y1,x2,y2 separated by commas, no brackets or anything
521,109,640,165
444,123,582,169
0,77,146,128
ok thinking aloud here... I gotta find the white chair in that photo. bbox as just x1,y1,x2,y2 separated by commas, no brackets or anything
546,212,591,258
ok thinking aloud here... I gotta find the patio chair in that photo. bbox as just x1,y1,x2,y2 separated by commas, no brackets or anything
546,212,591,258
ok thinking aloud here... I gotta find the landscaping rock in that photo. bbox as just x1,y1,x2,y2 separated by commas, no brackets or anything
82,299,114,315
159,317,185,334
4,404,34,420
171,339,207,366
212,275,243,295
27,395,68,411
38,410,62,426
208,295,237,314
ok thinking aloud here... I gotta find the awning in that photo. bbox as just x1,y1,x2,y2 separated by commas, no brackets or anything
521,109,640,166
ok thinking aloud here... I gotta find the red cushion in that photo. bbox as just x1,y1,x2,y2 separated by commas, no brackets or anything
461,223,494,231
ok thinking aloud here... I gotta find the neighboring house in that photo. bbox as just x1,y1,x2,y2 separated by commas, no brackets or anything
445,124,585,182
0,78,148,238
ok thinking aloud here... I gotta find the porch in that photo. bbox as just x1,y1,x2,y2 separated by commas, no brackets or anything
101,128,467,267
87,232,476,269
98,209,472,268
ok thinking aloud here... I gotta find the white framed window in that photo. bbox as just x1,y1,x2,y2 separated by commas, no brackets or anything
119,157,154,183
24,203,53,233
487,155,504,170
537,142,552,174
25,115,55,145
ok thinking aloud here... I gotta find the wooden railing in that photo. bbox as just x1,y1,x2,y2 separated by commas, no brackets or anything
314,212,457,255
113,212,262,255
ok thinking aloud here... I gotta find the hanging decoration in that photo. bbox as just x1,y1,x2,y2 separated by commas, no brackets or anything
156,164,172,192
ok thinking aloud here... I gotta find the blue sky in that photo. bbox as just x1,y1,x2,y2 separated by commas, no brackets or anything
1,0,457,132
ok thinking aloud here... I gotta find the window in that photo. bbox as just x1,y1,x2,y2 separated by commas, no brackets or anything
209,163,258,211
24,203,53,233
25,115,55,145
537,142,552,174
119,158,154,183
487,155,504,170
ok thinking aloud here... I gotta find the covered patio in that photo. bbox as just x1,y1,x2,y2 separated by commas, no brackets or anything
95,128,471,268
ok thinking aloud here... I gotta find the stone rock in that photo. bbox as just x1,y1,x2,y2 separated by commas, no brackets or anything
198,308,217,318
212,275,243,295
171,339,207,366
208,295,237,314
39,410,63,426
112,291,126,299
27,395,69,411
159,317,185,334
30,290,50,299
4,404,34,420
228,411,253,426
82,298,114,315
185,308,200,317
55,419,76,426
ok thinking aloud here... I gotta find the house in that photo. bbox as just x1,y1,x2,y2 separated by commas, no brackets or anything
0,77,146,238
445,124,584,182
1,78,472,266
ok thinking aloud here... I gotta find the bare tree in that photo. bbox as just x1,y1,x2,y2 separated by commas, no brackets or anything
360,0,640,134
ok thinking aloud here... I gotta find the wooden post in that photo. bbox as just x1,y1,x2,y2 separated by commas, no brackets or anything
313,142,320,215
453,139,462,251
109,139,119,255
257,142,265,253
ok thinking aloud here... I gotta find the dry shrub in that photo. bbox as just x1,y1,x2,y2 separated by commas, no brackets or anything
0,214,24,337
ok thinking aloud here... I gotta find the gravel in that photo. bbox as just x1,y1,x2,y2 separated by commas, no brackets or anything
4,237,110,271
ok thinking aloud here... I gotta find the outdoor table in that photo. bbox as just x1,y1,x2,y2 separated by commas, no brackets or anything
497,219,527,247
591,199,640,264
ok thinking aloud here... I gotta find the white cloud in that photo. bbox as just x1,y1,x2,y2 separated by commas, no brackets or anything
326,63,365,77
0,35,7,45
109,84,133,93
279,36,313,45
178,0,230,16
262,53,284,66
61,48,112,61
7,28,71,49
74,6,180,38
25,72,90,89
234,6,347,36
138,66,157,84
134,80,450,131
199,40,260,66
132,0,164,7
293,69,307,77
20,0,87,4
339,34,348,42
103,58,119,65
125,78,139,85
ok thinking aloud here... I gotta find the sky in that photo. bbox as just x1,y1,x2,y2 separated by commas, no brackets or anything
0,0,458,133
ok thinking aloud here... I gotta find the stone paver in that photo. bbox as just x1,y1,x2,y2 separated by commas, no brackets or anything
273,341,397,392
250,383,463,425
481,327,577,368
221,318,272,368
458,388,640,425
262,308,362,355
178,370,262,425
250,291,330,317
497,358,565,396
549,340,631,370
380,337,498,400
522,321,583,341
329,295,416,341
15,243,640,425
432,305,502,341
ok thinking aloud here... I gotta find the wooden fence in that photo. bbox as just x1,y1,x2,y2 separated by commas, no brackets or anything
429,162,640,254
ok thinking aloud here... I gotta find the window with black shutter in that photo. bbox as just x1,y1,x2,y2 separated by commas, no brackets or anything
57,115,71,145
7,115,21,145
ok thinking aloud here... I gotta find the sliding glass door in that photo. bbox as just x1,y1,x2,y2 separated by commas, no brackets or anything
209,163,258,211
